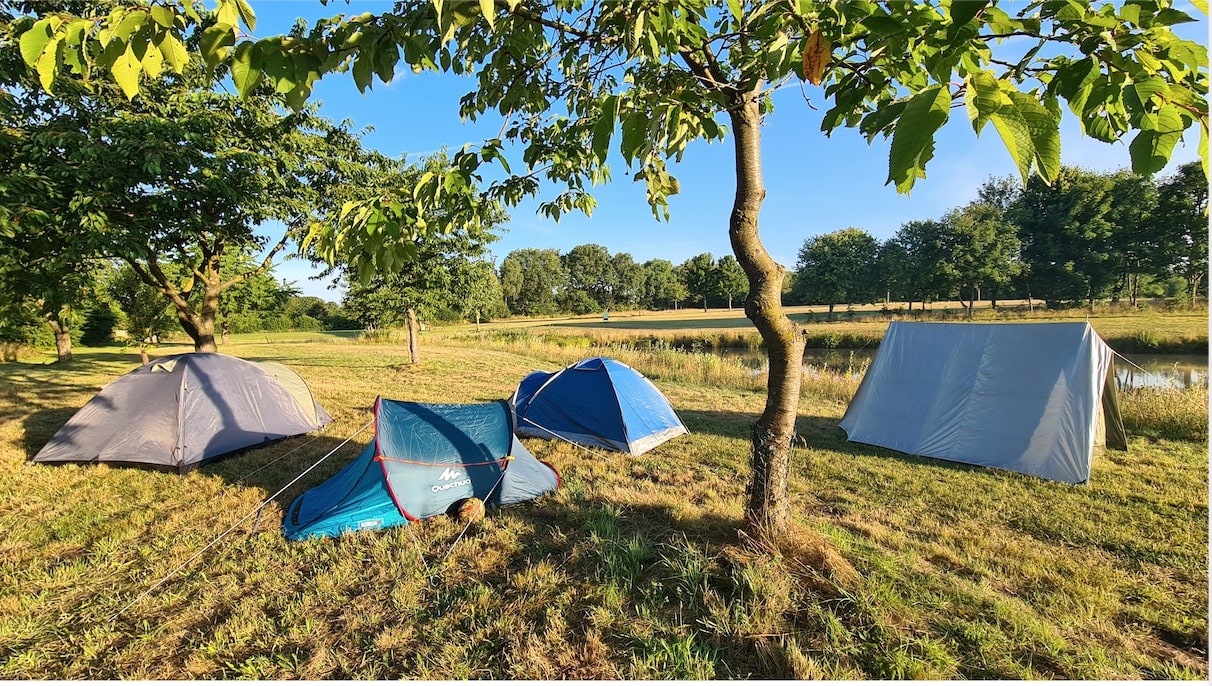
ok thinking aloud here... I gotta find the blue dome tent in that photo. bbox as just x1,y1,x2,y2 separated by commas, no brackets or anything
283,398,559,541
510,357,688,456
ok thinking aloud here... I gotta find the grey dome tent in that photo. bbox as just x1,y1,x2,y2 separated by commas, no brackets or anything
32,353,331,473
839,321,1127,484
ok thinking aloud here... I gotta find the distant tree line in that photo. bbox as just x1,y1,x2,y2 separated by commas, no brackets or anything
788,164,1207,314
498,246,748,316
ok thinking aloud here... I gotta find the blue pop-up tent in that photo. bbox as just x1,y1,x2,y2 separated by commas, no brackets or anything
511,357,688,456
283,398,559,540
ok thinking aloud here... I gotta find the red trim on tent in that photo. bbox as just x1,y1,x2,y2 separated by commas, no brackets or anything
372,395,420,523
540,460,562,488
378,455,510,467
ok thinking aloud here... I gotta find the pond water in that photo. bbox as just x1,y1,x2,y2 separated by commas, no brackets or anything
718,348,1208,390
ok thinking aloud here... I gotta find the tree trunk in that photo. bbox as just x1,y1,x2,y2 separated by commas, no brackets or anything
406,306,420,364
176,287,219,353
728,96,804,540
48,317,72,363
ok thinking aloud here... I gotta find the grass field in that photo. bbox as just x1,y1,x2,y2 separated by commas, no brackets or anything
0,333,1207,678
438,302,1209,354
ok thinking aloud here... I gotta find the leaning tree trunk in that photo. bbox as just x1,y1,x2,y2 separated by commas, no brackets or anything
406,306,420,364
47,317,72,363
729,95,805,540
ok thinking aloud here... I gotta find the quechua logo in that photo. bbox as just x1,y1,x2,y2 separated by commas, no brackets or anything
433,466,471,493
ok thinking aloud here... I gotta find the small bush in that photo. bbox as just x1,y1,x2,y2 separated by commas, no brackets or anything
1131,329,1163,351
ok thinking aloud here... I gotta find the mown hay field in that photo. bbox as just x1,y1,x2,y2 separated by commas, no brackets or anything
0,338,1206,679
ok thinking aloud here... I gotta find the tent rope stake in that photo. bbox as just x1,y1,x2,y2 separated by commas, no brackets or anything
436,458,513,568
110,418,374,621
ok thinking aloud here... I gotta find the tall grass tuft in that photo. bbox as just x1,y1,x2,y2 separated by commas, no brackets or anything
1119,384,1209,441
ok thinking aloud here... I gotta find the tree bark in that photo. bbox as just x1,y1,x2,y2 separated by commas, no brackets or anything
406,306,420,364
48,317,72,363
728,95,804,540
174,283,220,353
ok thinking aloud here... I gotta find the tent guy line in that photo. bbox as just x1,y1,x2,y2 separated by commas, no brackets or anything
231,428,332,488
109,418,374,621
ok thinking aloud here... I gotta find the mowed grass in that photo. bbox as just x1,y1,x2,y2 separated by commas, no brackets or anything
0,340,1206,679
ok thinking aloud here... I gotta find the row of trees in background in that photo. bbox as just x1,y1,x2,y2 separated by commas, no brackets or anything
791,163,1207,314
499,246,748,316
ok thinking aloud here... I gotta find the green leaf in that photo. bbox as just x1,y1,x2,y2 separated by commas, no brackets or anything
20,18,54,67
111,11,148,42
352,48,375,92
140,36,164,78
480,0,495,29
110,43,142,99
1128,106,1184,174
1119,3,1141,26
158,33,189,72
620,111,648,163
887,86,951,194
1130,76,1170,105
234,0,257,31
217,1,240,28
862,15,907,37
373,40,397,84
34,37,60,92
726,0,742,22
989,90,1061,184
201,24,235,71
965,71,1006,134
948,0,989,27
150,5,176,29
231,42,262,96
1154,8,1196,25
629,11,645,54
1199,122,1208,182
592,95,618,163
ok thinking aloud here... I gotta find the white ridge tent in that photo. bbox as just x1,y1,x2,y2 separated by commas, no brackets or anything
839,321,1127,484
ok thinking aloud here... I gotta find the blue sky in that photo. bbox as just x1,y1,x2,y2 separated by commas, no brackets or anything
247,1,1209,301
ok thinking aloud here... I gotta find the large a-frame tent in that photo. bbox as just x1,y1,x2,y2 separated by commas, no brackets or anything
32,353,331,473
839,322,1127,484
511,357,688,456
283,398,560,541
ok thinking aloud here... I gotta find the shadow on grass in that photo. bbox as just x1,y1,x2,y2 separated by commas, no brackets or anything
683,408,1005,480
